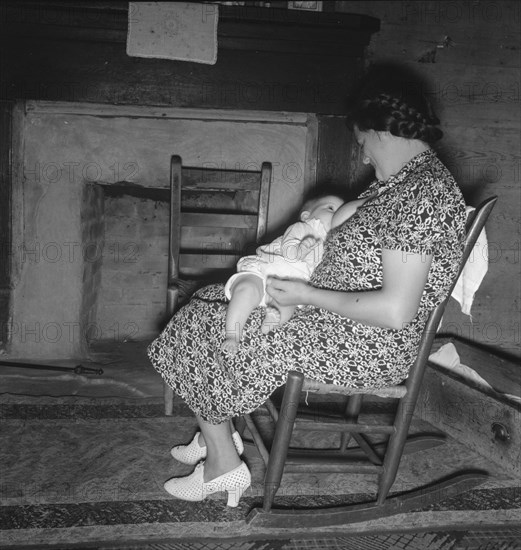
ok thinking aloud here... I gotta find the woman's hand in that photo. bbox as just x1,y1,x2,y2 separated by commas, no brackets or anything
266,277,312,307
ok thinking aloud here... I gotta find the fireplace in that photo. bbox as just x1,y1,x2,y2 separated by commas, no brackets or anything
7,101,319,359
0,2,379,359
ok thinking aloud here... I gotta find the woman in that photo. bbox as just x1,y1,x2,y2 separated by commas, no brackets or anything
148,77,467,507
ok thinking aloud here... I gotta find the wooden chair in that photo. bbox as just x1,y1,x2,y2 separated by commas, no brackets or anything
164,155,272,416
244,196,498,528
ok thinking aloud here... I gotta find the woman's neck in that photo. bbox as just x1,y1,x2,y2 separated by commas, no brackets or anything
381,138,430,181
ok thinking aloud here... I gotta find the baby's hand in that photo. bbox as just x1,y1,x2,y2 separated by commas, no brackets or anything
298,236,319,252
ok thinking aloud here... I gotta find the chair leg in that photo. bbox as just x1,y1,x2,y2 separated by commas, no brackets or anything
376,395,415,504
163,289,179,417
264,398,279,423
339,394,363,451
164,384,174,416
244,413,271,466
235,416,247,437
350,432,383,465
263,371,304,512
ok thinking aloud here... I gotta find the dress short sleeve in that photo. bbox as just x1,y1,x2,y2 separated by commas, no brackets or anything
377,170,452,256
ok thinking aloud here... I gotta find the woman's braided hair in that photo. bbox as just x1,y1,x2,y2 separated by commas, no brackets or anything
348,66,443,143
354,92,443,143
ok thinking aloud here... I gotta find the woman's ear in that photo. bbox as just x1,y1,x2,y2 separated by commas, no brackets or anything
300,210,310,221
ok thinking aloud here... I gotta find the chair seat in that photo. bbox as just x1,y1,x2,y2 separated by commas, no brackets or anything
302,379,407,398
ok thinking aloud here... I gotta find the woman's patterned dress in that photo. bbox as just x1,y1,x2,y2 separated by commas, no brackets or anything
148,150,467,424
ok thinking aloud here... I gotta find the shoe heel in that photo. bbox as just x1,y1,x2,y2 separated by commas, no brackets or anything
226,483,249,508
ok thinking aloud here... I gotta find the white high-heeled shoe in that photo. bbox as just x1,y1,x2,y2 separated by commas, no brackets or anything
164,461,251,507
170,431,244,465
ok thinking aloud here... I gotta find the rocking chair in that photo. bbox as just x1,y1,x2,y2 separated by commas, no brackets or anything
244,195,498,528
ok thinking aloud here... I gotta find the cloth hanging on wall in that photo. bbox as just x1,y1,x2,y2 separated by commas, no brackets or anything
127,2,218,65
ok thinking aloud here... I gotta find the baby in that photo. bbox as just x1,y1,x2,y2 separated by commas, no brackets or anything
222,194,367,354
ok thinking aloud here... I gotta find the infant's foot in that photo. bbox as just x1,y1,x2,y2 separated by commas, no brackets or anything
261,307,281,334
221,337,239,355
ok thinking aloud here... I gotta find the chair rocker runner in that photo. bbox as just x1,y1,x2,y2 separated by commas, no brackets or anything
244,196,498,528
164,155,272,416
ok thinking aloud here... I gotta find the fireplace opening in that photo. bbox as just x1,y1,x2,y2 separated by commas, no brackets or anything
6,102,313,360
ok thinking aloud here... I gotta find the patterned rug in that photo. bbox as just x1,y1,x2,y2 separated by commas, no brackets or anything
1,396,520,549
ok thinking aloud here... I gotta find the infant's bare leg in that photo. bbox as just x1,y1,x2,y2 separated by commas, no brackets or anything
278,305,297,326
261,306,280,334
261,304,296,334
223,275,264,354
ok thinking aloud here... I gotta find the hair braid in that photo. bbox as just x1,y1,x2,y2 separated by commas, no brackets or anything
350,91,443,143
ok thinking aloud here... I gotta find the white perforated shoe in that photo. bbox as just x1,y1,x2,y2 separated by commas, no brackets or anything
164,461,251,507
170,431,244,465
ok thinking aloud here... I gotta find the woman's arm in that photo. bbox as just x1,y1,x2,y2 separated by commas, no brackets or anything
266,248,432,330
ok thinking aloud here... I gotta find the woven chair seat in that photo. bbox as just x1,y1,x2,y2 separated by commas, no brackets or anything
302,379,407,398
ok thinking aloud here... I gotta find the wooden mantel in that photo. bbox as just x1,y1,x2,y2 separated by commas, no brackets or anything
0,1,379,114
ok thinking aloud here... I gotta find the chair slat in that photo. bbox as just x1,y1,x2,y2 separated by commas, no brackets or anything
180,226,255,251
182,190,260,213
181,212,259,229
284,461,382,474
182,168,261,190
179,252,240,270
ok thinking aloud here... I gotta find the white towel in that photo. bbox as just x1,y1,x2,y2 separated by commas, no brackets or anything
451,206,489,316
127,2,218,65
429,342,493,389
429,342,521,404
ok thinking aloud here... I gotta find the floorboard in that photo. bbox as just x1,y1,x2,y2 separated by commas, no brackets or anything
1,342,520,548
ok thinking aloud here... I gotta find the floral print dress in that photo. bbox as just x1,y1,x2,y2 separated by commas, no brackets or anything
148,150,467,424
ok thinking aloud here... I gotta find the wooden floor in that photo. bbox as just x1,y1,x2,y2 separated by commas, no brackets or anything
1,341,520,548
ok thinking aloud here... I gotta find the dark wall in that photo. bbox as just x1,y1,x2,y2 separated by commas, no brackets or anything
337,0,521,358
0,2,378,114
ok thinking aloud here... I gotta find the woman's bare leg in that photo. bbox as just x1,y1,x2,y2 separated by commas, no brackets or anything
196,416,241,481
196,419,234,447
278,304,297,326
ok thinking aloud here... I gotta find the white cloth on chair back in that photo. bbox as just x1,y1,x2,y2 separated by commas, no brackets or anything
451,206,489,316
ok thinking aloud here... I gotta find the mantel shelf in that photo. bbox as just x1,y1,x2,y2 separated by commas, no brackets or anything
0,1,380,114
2,1,380,31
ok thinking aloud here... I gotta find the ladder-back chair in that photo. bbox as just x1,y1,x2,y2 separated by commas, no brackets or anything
164,155,272,416
245,196,497,528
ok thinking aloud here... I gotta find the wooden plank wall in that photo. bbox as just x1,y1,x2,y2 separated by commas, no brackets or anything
336,0,520,359
0,101,13,349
